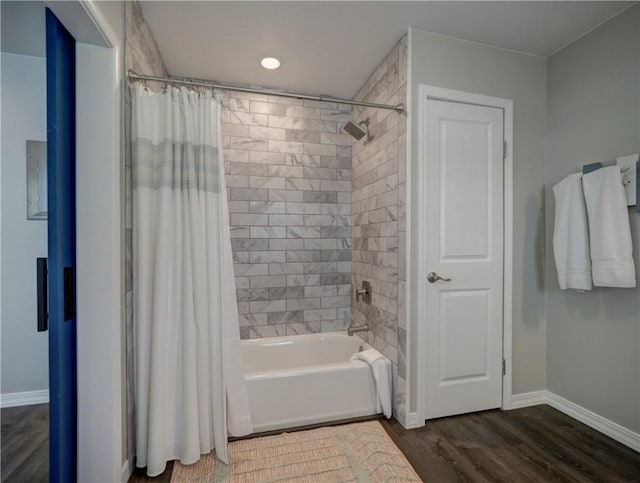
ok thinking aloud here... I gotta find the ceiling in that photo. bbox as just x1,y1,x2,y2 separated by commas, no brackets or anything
141,1,634,98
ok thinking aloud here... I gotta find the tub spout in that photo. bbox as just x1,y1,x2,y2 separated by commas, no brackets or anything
347,324,369,336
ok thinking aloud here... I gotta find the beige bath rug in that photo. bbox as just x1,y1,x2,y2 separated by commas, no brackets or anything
170,420,421,482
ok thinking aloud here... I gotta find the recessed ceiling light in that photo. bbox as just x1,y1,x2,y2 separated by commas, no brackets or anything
260,57,281,70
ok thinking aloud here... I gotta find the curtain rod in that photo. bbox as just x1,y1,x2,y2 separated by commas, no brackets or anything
128,70,405,113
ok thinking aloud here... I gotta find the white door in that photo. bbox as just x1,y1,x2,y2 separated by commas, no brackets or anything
424,99,504,419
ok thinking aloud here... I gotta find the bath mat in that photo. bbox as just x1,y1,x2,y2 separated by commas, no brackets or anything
170,420,421,482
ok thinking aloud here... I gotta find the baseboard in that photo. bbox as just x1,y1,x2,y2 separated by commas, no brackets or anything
404,412,421,429
0,390,49,408
511,390,547,409
120,460,132,483
546,391,640,452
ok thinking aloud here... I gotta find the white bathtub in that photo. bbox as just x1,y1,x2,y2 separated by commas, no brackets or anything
242,332,383,433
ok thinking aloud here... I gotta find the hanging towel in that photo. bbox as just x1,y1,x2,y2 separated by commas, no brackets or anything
552,173,592,290
351,349,392,418
582,166,636,287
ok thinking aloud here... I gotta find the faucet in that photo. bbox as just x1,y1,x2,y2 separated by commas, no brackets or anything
347,324,369,336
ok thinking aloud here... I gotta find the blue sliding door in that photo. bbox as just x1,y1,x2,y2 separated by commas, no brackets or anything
46,8,77,482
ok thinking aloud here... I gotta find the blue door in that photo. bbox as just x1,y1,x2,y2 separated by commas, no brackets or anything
46,8,77,482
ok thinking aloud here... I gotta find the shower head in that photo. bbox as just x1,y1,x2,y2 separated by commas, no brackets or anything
343,121,366,140
343,119,372,142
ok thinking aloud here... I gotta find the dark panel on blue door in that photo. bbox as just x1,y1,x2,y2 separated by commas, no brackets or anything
46,8,77,482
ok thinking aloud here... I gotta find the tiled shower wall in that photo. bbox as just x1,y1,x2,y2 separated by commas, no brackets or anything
124,0,168,467
351,35,408,423
220,95,354,338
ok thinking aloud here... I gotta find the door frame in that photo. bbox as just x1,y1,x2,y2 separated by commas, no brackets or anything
415,85,514,423
46,1,124,481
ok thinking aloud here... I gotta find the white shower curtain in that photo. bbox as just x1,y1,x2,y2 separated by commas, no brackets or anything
132,84,252,476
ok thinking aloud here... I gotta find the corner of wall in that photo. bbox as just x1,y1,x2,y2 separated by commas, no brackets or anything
350,33,409,425
125,0,168,78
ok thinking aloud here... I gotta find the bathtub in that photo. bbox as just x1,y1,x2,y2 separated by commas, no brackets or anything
242,332,383,433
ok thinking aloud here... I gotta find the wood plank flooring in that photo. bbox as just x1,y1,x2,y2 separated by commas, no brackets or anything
2,404,639,482
130,406,640,482
1,404,48,483
381,405,640,482
129,462,174,482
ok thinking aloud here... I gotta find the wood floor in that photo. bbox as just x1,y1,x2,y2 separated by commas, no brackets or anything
130,461,174,482
382,405,640,482
130,405,640,482
1,404,48,483
2,404,639,482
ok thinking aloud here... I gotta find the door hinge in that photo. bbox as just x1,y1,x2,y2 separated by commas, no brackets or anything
502,358,506,375
503,141,507,159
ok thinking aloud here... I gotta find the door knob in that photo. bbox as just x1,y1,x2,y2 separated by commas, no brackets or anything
427,272,451,283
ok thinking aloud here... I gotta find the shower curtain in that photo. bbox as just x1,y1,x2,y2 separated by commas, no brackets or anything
132,84,252,476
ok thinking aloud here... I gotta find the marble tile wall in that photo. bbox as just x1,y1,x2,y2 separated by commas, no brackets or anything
219,93,353,338
351,35,408,424
124,0,168,467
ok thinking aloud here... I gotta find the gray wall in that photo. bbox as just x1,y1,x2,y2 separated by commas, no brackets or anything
221,94,353,339
351,35,408,424
546,5,640,432
409,29,548,409
0,53,48,396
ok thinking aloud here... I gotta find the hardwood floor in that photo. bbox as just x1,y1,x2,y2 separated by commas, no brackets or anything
130,405,640,482
381,405,640,482
1,404,48,483
130,462,174,482
3,404,639,482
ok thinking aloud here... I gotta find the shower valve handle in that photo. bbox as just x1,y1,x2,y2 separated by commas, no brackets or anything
355,280,372,304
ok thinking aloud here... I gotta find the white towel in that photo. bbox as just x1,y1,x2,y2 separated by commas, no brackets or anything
582,166,636,287
351,349,392,418
552,173,592,290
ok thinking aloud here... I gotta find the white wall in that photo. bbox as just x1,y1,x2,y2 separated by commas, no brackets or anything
76,39,124,482
0,52,49,399
545,5,640,433
95,0,124,42
74,2,124,480
408,29,548,410
75,5,124,483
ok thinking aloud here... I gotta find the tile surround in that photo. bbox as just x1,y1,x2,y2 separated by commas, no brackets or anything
220,93,353,338
351,35,408,424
